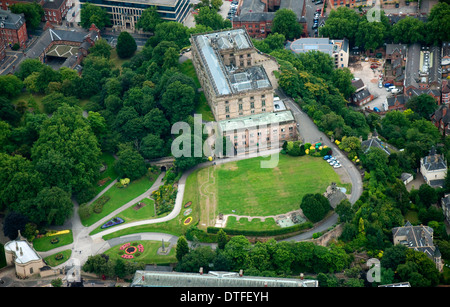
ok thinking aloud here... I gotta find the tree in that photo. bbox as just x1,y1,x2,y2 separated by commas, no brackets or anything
319,7,360,45
10,2,43,31
137,7,162,32
335,199,354,223
355,19,386,51
31,104,101,194
80,3,111,29
114,143,147,180
0,75,24,98
161,81,196,124
0,96,21,125
331,68,355,99
2,211,28,240
223,235,251,270
217,229,228,250
139,133,165,159
151,21,189,49
405,94,438,119
89,38,112,59
425,2,450,45
300,193,331,223
195,6,228,30
271,8,302,40
391,16,425,44
176,236,190,262
15,59,44,80
116,31,137,59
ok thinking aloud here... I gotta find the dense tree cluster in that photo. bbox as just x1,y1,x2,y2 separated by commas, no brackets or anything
320,4,450,49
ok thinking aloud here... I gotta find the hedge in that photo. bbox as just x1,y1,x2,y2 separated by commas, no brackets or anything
206,221,314,237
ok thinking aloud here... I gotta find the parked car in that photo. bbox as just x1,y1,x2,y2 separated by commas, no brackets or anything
333,163,341,168
323,155,332,160
330,160,338,166
374,107,381,112
384,83,392,88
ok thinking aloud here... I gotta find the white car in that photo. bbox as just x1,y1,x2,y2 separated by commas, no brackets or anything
330,160,338,166
333,163,341,168
327,157,336,163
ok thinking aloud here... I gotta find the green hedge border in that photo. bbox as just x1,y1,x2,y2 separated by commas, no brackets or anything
206,221,314,237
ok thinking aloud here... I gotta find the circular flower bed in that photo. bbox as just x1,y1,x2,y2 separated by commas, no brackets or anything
50,237,60,244
119,242,144,259
183,216,193,226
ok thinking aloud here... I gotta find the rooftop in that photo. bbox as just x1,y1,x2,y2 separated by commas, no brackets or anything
288,37,349,56
218,110,294,132
4,240,41,264
131,270,318,287
191,29,272,96
0,9,25,30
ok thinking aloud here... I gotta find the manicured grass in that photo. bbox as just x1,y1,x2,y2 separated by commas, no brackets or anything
94,152,119,194
404,210,419,224
32,231,74,252
81,170,161,227
43,250,72,267
225,216,280,231
179,59,201,89
186,154,346,218
103,240,176,265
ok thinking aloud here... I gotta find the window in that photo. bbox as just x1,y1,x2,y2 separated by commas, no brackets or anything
239,103,243,110
226,115,230,119
250,102,254,109
225,106,229,113
262,100,265,106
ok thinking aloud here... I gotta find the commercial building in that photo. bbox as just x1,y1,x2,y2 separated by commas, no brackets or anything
0,9,27,48
79,0,190,32
190,28,297,154
287,37,349,68
0,0,70,25
232,0,307,38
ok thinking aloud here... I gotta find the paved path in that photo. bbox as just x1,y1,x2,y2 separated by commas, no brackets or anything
33,97,363,270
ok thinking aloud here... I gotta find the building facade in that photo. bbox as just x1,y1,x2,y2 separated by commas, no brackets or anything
287,37,349,68
420,146,447,188
0,9,27,48
327,0,370,10
79,0,190,32
190,28,297,154
232,0,307,38
4,235,45,278
0,0,69,25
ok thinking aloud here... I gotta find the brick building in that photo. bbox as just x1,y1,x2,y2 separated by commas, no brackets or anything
0,9,27,48
0,0,69,25
327,0,370,10
232,0,307,38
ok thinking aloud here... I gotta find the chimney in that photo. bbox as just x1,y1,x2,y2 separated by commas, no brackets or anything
239,269,243,277
300,273,304,280
20,247,23,257
199,267,203,275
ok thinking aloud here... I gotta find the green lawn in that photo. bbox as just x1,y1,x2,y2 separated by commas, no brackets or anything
103,240,176,265
43,250,72,267
185,154,347,218
94,152,119,194
82,170,161,228
32,231,74,252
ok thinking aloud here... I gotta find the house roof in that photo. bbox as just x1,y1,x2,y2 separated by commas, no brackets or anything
361,137,391,155
386,94,407,107
42,0,66,9
0,9,26,30
4,240,41,264
351,78,365,92
386,43,407,57
421,147,447,172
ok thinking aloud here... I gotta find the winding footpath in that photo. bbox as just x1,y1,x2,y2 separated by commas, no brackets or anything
37,103,363,270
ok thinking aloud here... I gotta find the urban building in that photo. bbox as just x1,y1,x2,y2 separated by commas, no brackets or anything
0,36,5,61
392,221,443,272
26,24,100,71
350,78,373,106
79,0,190,32
431,103,450,136
287,37,349,68
232,0,307,38
404,43,442,104
442,42,450,79
4,232,45,279
442,79,450,105
0,0,70,25
419,146,447,188
441,193,450,224
0,9,27,48
385,94,407,111
190,28,297,154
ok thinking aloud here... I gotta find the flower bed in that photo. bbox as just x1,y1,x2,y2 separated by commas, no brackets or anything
184,201,192,208
101,217,124,229
120,243,130,250
119,242,144,259
183,208,192,216
138,244,144,252
183,216,193,226
121,254,134,259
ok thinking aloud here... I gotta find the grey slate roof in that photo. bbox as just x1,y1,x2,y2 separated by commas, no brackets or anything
131,270,318,287
361,137,392,155
392,222,440,260
0,9,25,30
421,147,446,172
